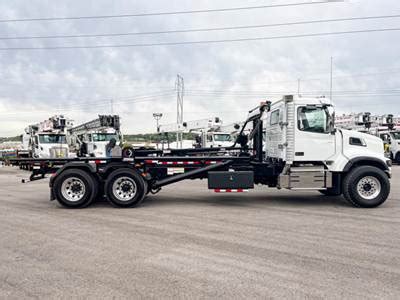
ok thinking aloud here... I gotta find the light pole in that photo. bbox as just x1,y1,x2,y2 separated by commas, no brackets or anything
153,113,163,132
153,113,163,149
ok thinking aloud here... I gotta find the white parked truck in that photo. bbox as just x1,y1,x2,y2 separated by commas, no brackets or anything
68,115,122,157
158,117,235,149
11,95,391,209
19,115,72,159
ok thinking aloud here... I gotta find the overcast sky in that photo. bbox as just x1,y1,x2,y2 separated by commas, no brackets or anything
0,0,399,136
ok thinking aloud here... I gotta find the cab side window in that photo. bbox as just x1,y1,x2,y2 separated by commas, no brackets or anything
298,107,328,133
270,109,280,125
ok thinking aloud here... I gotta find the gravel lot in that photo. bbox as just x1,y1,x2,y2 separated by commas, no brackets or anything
0,166,399,299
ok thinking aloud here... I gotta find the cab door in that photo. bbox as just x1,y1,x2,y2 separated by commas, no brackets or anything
294,105,336,161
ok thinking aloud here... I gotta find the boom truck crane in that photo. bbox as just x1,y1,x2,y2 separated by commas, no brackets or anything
68,115,128,157
10,95,391,209
158,117,235,149
335,112,373,133
372,114,400,162
18,115,72,159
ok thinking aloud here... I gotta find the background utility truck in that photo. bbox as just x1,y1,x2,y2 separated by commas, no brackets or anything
68,115,122,157
158,117,237,149
18,115,72,159
12,95,391,209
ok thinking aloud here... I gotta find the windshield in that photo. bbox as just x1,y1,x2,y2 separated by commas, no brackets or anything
391,132,400,140
298,106,330,133
39,134,67,144
214,134,231,142
92,133,118,142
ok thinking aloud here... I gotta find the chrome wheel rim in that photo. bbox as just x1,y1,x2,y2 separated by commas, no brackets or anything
357,176,381,200
112,176,137,201
124,149,133,158
61,177,86,202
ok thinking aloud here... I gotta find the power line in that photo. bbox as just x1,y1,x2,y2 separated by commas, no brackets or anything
0,1,340,23
0,91,176,115
1,27,399,51
2,14,399,40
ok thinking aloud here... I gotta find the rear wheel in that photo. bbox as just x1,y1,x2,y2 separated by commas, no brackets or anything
53,169,98,208
342,166,390,208
105,169,146,208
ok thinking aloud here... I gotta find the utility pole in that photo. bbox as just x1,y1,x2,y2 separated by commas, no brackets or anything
175,74,184,148
110,98,114,114
297,78,301,96
330,56,333,101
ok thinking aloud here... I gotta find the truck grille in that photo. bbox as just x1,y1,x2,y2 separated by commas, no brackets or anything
50,147,68,158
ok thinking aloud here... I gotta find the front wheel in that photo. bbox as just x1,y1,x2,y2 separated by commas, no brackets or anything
105,169,147,208
342,166,390,208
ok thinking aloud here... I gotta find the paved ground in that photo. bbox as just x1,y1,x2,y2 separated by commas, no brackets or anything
0,166,399,299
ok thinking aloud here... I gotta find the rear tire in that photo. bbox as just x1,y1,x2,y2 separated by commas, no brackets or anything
105,169,146,208
53,169,98,208
342,166,390,208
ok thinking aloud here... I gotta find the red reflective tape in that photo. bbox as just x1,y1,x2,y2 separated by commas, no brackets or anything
145,160,158,164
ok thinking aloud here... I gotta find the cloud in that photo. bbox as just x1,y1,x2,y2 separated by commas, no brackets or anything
0,0,399,135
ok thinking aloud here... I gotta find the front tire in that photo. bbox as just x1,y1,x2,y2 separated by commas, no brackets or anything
53,169,98,208
105,169,146,208
342,166,390,208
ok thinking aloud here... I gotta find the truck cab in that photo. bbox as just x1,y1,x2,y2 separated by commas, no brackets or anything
205,132,233,148
386,131,400,162
21,116,70,159
76,129,120,157
263,95,390,207
33,133,69,158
